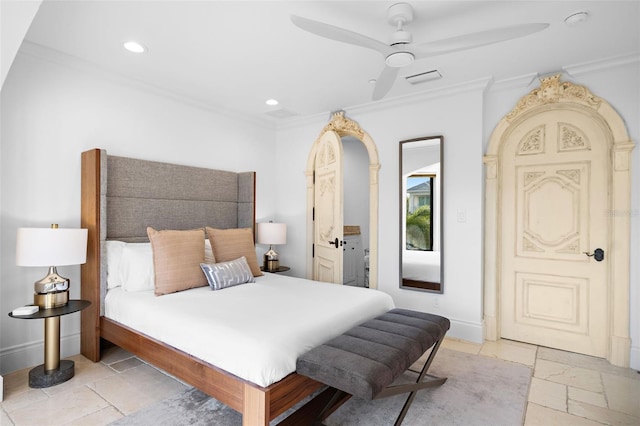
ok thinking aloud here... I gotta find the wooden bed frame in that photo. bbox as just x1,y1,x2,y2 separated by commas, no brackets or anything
79,149,323,425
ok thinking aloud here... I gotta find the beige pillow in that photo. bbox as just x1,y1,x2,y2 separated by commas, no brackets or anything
147,227,207,295
206,227,263,277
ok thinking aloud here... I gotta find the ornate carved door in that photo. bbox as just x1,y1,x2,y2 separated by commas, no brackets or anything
313,130,344,284
485,75,634,366
500,108,609,356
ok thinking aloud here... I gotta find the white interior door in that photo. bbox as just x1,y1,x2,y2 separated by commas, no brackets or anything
313,130,343,284
500,108,609,357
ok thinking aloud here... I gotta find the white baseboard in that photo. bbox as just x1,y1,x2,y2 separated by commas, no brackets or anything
0,333,80,375
447,318,484,344
630,345,640,371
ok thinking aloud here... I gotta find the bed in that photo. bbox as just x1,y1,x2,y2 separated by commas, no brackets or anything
79,149,394,425
402,250,441,283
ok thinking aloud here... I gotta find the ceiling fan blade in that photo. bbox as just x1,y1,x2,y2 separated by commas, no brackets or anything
291,15,394,57
372,66,399,101
414,23,549,57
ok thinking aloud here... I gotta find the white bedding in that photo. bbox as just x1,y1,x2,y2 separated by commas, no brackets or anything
105,273,394,387
402,250,441,282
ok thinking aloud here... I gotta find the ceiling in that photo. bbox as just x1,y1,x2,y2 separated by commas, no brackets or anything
23,1,640,124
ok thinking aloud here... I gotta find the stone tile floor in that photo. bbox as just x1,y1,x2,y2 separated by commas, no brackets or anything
2,339,638,425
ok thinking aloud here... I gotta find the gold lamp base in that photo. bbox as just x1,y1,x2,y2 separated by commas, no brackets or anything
34,290,69,309
33,265,70,308
263,246,280,272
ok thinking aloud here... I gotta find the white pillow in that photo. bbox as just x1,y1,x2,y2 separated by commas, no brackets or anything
120,243,155,292
107,239,211,292
106,241,126,289
205,239,215,263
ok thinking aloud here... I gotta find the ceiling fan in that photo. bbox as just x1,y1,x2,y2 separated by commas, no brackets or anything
291,3,549,100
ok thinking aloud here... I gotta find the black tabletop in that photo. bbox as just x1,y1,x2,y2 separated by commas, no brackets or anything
8,300,91,319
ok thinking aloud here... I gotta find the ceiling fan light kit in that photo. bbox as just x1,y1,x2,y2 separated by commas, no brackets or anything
291,2,549,100
386,51,415,67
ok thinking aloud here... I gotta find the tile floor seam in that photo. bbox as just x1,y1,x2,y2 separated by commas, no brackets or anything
597,371,612,411
86,377,130,416
56,385,116,426
522,345,539,425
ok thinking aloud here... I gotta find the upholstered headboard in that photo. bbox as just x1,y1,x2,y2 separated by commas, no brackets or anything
80,149,255,360
105,154,255,242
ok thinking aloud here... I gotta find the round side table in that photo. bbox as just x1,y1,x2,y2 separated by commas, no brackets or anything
9,300,91,388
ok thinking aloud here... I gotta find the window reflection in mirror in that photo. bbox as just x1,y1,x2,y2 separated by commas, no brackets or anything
406,174,434,251
400,136,443,293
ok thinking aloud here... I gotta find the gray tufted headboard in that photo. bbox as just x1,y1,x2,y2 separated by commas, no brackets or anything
105,154,255,242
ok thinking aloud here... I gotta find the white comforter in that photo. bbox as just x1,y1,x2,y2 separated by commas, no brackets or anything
105,273,394,387
402,250,441,282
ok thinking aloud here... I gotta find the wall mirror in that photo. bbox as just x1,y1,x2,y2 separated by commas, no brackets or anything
399,136,443,293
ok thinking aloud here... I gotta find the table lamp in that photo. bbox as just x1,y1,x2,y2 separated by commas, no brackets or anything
16,224,88,308
257,222,286,272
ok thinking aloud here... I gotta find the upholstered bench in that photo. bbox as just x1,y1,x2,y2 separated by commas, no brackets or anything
292,308,450,426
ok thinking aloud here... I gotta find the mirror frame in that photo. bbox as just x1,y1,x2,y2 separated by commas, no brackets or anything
399,135,443,293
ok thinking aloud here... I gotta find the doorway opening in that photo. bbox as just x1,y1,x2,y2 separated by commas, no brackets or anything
305,112,381,289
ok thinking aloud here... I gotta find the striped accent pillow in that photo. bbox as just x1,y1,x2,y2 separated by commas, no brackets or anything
200,256,255,290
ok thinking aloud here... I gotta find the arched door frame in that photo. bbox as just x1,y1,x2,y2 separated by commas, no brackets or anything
483,74,635,367
306,111,381,289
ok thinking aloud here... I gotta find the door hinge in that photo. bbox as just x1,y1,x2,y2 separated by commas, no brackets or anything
312,243,314,258
312,207,315,221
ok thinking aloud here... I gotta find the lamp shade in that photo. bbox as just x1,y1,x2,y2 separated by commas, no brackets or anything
257,222,286,245
16,227,88,266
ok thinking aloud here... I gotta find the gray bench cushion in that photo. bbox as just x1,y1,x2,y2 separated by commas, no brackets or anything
296,308,450,400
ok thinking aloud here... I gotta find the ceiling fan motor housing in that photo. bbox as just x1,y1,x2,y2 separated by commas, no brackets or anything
389,29,412,46
387,2,414,26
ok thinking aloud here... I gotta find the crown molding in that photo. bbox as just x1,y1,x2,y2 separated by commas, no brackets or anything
489,72,541,92
478,53,640,94
277,77,493,131
17,41,277,131
563,52,639,77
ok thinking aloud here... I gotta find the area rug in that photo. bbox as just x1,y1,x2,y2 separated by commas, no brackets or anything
111,348,532,426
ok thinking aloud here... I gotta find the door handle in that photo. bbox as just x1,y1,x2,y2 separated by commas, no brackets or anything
328,237,339,248
584,248,604,262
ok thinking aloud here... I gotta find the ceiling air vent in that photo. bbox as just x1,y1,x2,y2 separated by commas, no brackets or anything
405,70,442,85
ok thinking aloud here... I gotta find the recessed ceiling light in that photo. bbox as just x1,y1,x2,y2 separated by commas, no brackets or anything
265,99,279,106
564,11,589,26
123,41,147,53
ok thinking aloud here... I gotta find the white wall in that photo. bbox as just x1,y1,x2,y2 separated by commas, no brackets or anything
277,82,488,343
0,47,277,374
0,0,42,88
277,60,640,367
